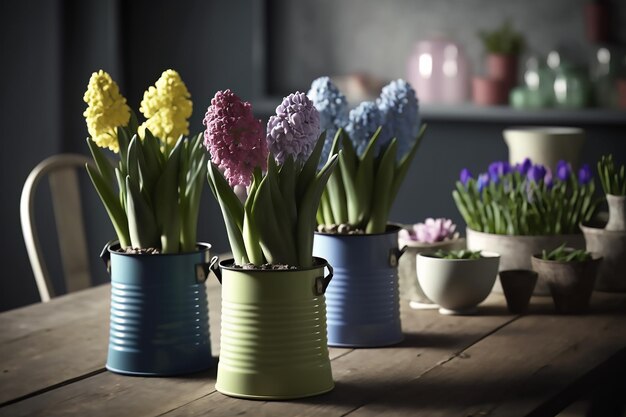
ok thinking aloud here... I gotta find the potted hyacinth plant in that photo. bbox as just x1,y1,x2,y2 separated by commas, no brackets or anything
204,90,337,399
397,218,465,309
581,154,626,291
454,158,600,295
83,70,212,376
309,77,426,347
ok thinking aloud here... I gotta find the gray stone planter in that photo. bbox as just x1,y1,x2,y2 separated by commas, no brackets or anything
605,195,626,232
398,237,465,308
466,228,585,295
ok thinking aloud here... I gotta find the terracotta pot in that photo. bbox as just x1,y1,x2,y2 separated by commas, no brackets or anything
466,228,585,295
581,222,626,292
397,237,466,308
499,269,538,314
605,195,626,232
472,77,507,106
531,255,601,314
487,53,518,92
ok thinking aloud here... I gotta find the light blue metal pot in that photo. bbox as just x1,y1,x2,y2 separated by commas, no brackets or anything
101,242,214,376
313,226,406,347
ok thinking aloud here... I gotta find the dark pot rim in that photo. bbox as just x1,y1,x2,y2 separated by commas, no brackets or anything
417,251,501,262
315,224,402,238
530,253,602,265
466,227,583,239
106,241,212,257
218,256,329,273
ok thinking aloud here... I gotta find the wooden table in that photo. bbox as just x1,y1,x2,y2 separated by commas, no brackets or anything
1,277,625,417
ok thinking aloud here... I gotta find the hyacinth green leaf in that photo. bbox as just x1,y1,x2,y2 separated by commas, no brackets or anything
452,190,473,230
390,124,427,203
297,131,327,202
127,109,140,138
243,174,264,265
278,156,298,228
340,131,358,178
125,176,160,249
252,171,297,266
86,138,114,184
181,153,206,252
142,128,165,175
116,126,130,175
115,167,127,213
207,162,247,265
366,139,397,234
85,164,130,248
320,189,335,225
153,138,183,253
297,153,339,267
126,136,140,187
351,128,383,226
327,164,348,224
267,155,297,260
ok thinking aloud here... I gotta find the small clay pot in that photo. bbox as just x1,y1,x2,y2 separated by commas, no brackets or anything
531,255,602,314
472,77,507,106
499,269,538,314
487,53,518,92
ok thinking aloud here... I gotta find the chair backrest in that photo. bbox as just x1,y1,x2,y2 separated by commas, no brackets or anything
20,154,95,302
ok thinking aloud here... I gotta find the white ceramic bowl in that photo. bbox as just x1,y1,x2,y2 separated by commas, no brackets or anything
416,252,500,315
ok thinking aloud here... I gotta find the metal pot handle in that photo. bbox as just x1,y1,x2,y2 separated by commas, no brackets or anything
195,251,215,284
100,240,117,274
315,263,334,295
209,256,222,284
389,245,407,267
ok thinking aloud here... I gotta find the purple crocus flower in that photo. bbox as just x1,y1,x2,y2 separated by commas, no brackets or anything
556,160,571,181
488,161,511,183
515,158,532,175
578,163,593,185
266,92,321,165
477,172,490,193
544,167,554,189
527,164,547,183
460,168,472,185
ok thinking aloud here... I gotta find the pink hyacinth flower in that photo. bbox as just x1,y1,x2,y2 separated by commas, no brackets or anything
203,90,268,188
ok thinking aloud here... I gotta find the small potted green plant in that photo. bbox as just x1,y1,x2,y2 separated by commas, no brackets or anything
581,154,626,291
416,250,500,315
309,77,427,347
83,70,211,376
531,245,602,313
204,90,338,399
397,218,465,309
474,19,525,105
454,159,600,295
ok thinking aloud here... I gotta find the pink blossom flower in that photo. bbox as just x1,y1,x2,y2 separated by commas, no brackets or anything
203,90,268,187
401,218,457,243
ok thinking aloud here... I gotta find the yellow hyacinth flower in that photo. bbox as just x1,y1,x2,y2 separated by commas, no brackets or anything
139,69,193,147
83,70,130,153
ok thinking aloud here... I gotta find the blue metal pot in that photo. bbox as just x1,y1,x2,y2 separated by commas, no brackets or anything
313,226,406,347
101,242,214,376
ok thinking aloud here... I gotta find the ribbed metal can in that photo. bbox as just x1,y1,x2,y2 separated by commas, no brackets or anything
213,257,334,399
313,226,405,347
104,242,214,376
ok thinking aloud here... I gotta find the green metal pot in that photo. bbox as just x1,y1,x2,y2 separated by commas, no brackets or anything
210,257,335,399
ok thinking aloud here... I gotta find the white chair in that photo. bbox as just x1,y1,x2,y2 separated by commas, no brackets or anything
20,154,96,302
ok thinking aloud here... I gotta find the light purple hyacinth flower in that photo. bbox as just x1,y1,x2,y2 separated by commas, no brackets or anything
399,218,457,244
266,92,321,165
376,79,420,159
346,101,391,156
307,77,349,166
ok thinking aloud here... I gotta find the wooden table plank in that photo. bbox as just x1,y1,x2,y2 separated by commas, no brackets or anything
342,293,626,417
0,295,515,417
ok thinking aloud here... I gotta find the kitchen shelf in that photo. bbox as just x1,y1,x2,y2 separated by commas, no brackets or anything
253,97,626,125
